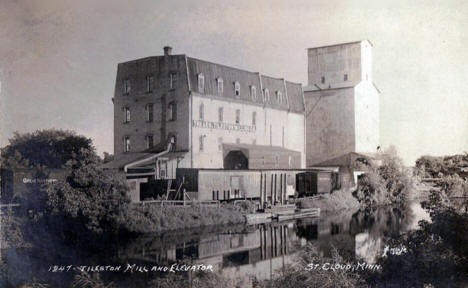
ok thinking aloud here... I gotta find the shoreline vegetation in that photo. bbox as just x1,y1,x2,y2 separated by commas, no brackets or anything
1,129,467,287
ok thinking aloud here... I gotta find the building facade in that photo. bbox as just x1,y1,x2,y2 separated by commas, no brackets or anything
303,40,380,166
110,47,306,179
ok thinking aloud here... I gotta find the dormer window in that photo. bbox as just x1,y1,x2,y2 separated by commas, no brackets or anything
250,85,257,100
276,91,282,104
123,79,131,94
198,73,205,93
263,88,270,102
234,81,240,97
217,78,223,94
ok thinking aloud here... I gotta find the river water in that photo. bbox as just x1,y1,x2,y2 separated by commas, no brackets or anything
1,201,431,287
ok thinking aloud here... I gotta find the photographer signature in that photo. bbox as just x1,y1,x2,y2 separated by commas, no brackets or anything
381,245,407,257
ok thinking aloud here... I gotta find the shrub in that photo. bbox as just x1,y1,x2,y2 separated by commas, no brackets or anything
354,152,413,210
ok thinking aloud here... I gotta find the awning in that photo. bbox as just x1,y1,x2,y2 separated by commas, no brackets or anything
101,151,188,170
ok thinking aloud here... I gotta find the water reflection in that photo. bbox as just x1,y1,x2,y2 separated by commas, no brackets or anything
117,201,429,281
1,201,431,286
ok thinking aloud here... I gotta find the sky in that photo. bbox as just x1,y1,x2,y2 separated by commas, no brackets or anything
1,0,467,165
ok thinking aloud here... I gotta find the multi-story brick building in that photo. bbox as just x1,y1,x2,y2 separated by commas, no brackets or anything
107,47,306,180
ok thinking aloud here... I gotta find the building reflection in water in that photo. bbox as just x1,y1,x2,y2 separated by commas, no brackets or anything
117,202,424,283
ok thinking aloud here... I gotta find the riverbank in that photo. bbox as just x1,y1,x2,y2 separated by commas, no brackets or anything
122,202,255,234
296,188,360,213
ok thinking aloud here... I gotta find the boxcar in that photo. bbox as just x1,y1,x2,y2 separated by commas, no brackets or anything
295,171,339,197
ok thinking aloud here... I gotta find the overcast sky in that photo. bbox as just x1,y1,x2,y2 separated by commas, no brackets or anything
1,0,467,165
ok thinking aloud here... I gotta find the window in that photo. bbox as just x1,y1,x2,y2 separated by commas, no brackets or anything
146,75,154,93
235,109,240,124
321,76,325,84
218,107,223,122
269,124,272,145
217,78,223,94
198,73,205,93
168,134,177,150
124,136,130,152
167,101,176,121
251,85,257,100
123,79,131,94
252,111,256,126
275,155,280,168
276,91,282,104
234,81,240,97
146,103,153,122
123,107,130,123
344,74,348,81
199,103,204,120
199,135,204,152
218,137,223,151
282,126,285,147
146,135,154,149
263,88,270,102
170,73,177,89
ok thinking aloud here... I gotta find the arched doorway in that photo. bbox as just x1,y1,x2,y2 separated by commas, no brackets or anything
224,150,248,170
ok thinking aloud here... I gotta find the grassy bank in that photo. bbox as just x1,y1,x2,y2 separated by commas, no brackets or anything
122,201,256,234
296,188,360,213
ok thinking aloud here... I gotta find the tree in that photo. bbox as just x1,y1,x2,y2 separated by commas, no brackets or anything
0,129,131,235
1,129,93,170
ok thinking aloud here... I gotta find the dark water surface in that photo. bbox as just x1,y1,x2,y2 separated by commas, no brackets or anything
1,201,431,287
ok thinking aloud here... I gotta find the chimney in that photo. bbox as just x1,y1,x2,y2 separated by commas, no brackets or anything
163,46,172,56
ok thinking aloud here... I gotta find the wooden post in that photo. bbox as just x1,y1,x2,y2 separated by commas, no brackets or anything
260,173,263,207
270,174,273,205
280,174,283,205
274,174,277,205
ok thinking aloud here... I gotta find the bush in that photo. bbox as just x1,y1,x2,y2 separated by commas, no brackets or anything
122,202,248,234
415,153,468,179
366,189,468,287
296,189,359,212
354,152,413,210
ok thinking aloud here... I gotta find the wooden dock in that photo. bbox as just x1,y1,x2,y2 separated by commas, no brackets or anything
276,208,320,221
245,207,320,224
137,200,220,208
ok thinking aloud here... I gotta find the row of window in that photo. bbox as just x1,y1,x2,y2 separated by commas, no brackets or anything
123,135,177,152
320,74,348,84
198,104,256,126
122,102,176,123
198,136,247,152
197,73,287,104
123,135,154,152
122,73,178,94
122,73,287,105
